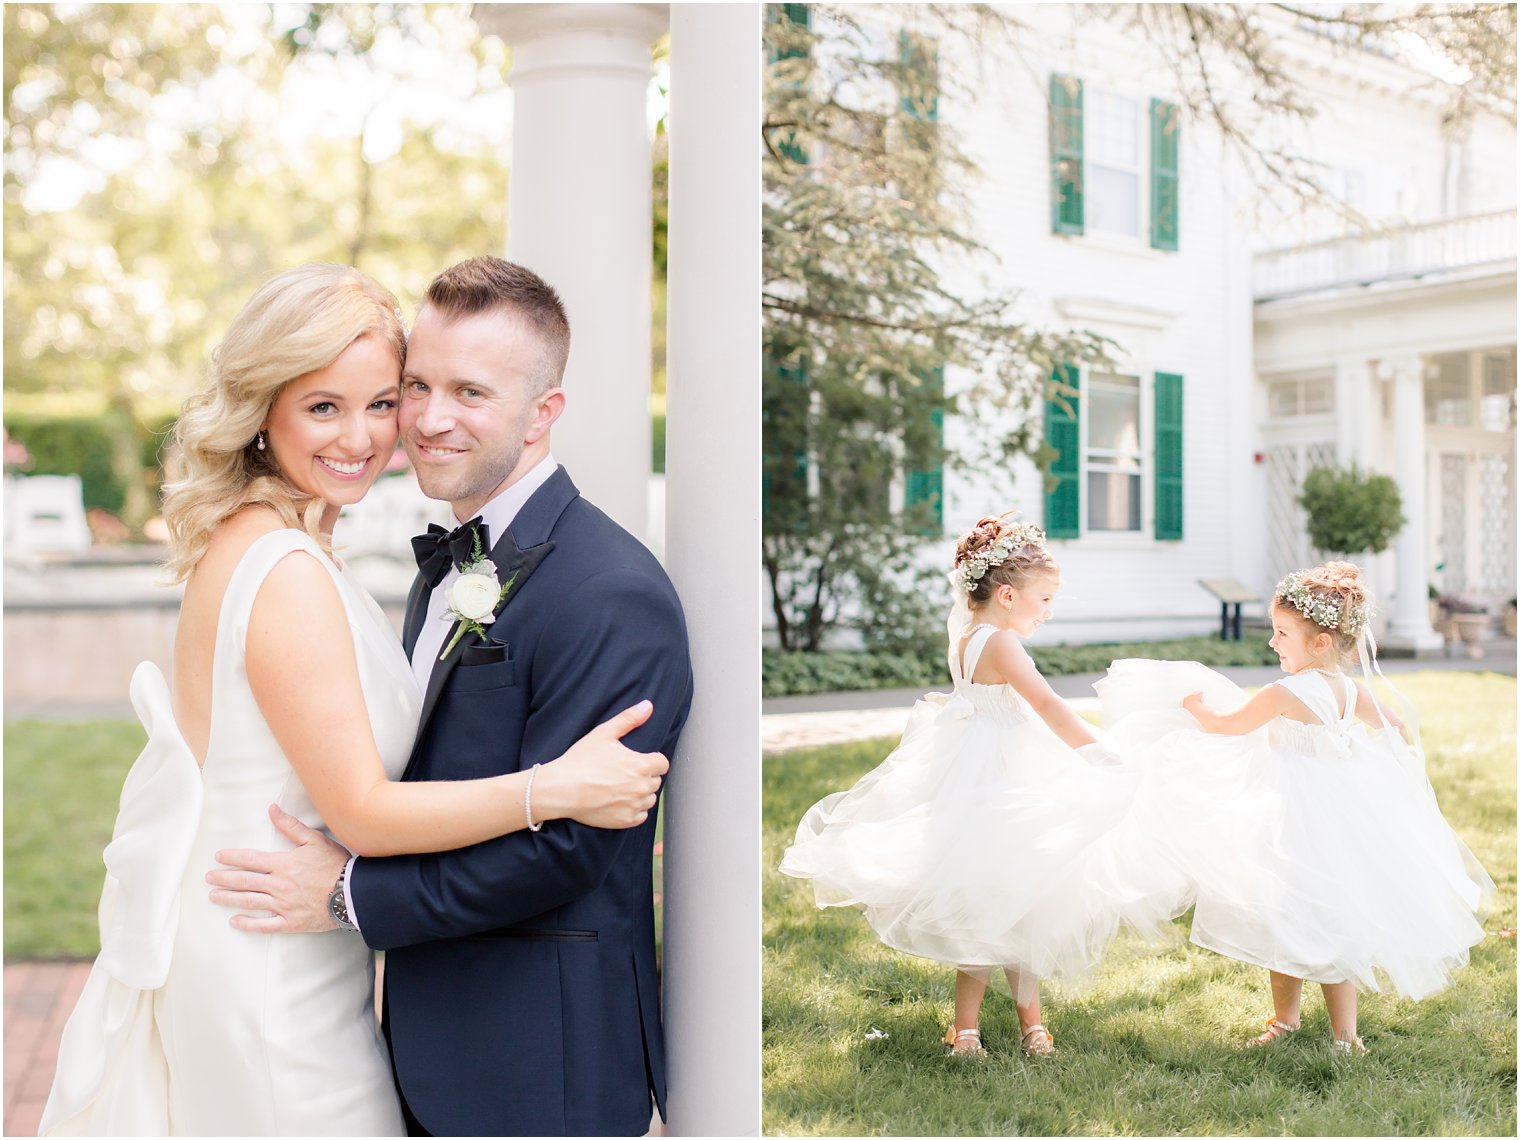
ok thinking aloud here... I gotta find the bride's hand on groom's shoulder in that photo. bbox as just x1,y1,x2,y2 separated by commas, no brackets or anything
535,700,670,830
206,804,350,933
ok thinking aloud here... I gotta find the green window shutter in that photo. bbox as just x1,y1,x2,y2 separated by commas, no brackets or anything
762,352,810,529
1043,364,1081,538
904,365,944,536
899,31,939,123
1149,99,1180,251
1049,75,1084,235
1154,371,1183,540
769,4,811,165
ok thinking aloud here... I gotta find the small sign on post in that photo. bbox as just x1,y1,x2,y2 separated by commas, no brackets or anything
1199,578,1259,641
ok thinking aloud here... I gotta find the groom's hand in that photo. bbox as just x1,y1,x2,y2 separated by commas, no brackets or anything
206,804,350,934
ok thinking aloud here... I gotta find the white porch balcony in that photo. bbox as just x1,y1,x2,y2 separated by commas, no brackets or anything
1253,209,1517,300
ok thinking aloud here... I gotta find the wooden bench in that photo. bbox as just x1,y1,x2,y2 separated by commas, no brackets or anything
1199,577,1260,641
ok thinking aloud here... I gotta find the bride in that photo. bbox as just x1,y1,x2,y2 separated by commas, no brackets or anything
40,264,666,1136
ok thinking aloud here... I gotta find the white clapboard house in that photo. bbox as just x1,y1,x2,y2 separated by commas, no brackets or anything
771,3,1516,648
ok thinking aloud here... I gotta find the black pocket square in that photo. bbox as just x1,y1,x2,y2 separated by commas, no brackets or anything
460,640,510,666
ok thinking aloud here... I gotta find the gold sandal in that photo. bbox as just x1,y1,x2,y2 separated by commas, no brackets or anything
944,1026,986,1056
1331,1033,1368,1057
1244,1016,1299,1049
1020,1023,1056,1057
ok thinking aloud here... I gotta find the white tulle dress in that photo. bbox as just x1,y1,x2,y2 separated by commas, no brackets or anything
1099,660,1493,999
41,530,419,1136
779,623,1189,985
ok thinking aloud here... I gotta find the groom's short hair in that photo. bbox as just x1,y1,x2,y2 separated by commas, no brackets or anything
424,257,571,395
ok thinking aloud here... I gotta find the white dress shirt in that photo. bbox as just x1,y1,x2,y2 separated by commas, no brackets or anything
342,454,559,931
408,454,560,693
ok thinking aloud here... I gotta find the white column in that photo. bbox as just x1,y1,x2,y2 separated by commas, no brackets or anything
1333,356,1372,465
477,3,665,541
1381,356,1444,653
662,5,760,1136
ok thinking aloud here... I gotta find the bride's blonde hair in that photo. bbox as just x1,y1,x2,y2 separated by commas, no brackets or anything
161,264,406,582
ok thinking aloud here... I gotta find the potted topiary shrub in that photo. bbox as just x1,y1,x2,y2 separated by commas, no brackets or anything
1298,464,1406,630
1298,463,1406,561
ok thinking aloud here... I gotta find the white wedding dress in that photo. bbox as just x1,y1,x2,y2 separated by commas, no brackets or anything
41,530,419,1136
1100,660,1494,998
780,624,1190,985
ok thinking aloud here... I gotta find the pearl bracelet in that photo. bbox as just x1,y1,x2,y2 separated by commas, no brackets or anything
524,762,544,832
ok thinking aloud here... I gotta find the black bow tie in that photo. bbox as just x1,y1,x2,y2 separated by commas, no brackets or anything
411,517,490,588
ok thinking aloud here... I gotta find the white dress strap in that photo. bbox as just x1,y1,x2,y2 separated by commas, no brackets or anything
214,529,340,672
206,530,344,760
1276,669,1353,728
958,624,1002,683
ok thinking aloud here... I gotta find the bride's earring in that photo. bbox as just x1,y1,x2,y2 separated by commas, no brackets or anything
256,430,267,451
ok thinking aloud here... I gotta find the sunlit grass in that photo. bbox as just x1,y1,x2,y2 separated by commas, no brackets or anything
763,672,1517,1136
5,718,144,958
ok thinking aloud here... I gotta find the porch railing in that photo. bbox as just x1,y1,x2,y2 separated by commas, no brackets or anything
1254,210,1517,300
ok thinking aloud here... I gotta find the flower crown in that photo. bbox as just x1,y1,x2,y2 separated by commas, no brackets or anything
1275,570,1369,636
954,522,1047,595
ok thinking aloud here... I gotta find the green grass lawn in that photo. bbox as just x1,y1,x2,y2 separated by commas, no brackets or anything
5,718,146,958
764,672,1517,1136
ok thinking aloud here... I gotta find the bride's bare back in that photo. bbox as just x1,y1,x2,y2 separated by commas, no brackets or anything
171,506,291,768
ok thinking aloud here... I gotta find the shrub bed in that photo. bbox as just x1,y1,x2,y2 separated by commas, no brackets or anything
764,635,1280,697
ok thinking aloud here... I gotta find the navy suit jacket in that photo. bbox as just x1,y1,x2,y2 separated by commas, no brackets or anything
349,467,693,1137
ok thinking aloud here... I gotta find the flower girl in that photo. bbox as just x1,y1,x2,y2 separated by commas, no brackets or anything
780,517,1187,1058
1102,562,1494,1055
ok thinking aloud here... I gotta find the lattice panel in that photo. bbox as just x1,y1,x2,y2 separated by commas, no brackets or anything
1480,452,1514,596
1305,442,1337,479
1440,453,1468,594
1266,440,1335,588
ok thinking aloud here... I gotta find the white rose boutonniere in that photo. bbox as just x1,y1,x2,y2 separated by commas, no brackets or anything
439,531,521,661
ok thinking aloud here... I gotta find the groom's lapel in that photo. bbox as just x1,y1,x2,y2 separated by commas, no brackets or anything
401,572,431,659
413,468,580,739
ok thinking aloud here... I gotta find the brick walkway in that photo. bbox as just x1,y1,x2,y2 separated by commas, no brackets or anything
3,959,389,1136
5,960,88,1136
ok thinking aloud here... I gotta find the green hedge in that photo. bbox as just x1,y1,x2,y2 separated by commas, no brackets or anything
763,635,1280,697
5,412,176,515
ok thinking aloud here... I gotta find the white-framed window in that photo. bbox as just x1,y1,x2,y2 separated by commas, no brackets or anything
1049,74,1179,250
1085,371,1145,531
1481,349,1517,431
1086,89,1144,240
1426,348,1518,432
1267,374,1335,418
1045,364,1182,541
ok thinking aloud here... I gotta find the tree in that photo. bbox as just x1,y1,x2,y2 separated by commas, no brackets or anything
1110,3,1517,227
762,5,1112,651
1298,463,1405,558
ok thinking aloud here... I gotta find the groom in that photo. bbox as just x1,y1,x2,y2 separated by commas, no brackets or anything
209,256,693,1136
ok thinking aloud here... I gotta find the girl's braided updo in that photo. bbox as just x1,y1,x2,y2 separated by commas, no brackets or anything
952,515,1059,607
1272,560,1371,659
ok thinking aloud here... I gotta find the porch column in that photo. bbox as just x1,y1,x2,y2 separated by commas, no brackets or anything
476,3,666,542
1333,356,1375,465
661,5,761,1135
1335,355,1393,609
1380,356,1444,653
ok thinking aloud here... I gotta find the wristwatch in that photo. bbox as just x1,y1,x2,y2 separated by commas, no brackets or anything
328,869,359,932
